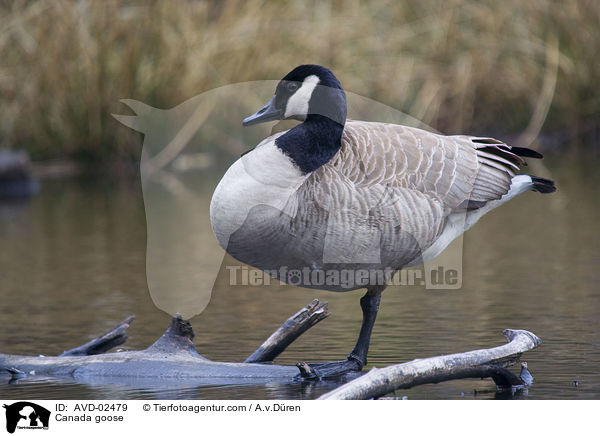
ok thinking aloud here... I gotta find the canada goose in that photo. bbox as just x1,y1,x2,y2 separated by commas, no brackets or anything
210,64,556,378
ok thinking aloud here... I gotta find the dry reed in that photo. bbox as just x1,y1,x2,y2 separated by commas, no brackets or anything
0,0,598,162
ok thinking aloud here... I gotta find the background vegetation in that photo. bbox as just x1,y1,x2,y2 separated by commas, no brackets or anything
1,0,598,163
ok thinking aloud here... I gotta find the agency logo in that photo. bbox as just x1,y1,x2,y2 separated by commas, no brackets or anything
3,402,50,433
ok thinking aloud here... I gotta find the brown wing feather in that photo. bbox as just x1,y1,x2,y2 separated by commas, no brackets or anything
301,121,542,266
332,121,540,212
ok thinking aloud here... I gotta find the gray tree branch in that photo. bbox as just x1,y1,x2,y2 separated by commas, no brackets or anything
318,329,541,400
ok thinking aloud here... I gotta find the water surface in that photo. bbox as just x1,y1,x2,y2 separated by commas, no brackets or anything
0,155,598,399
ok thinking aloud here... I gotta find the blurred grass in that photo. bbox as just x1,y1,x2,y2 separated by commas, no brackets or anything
0,0,598,163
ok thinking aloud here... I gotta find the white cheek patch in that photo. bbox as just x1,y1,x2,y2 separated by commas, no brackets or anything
284,74,320,119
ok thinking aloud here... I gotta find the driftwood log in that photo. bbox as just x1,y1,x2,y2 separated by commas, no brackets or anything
0,300,329,381
318,329,541,399
0,299,541,397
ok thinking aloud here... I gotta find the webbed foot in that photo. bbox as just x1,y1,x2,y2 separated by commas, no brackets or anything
295,357,363,380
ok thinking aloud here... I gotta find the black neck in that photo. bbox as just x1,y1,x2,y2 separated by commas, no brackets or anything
275,115,345,174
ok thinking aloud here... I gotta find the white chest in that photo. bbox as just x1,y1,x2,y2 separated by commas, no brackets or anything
210,138,307,250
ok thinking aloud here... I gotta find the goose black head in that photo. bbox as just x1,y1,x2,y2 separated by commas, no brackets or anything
243,65,347,127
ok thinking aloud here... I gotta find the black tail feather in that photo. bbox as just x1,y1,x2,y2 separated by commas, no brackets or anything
531,176,556,193
510,147,544,159
471,138,544,169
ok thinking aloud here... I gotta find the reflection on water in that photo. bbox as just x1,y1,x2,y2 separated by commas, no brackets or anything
0,155,598,399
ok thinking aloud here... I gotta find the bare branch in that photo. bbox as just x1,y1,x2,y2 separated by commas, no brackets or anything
318,329,542,400
245,299,330,363
60,316,135,356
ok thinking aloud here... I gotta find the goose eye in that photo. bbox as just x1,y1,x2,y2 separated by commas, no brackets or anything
286,82,299,92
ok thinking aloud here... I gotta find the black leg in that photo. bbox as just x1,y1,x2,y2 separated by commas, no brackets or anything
347,290,381,367
296,287,383,380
